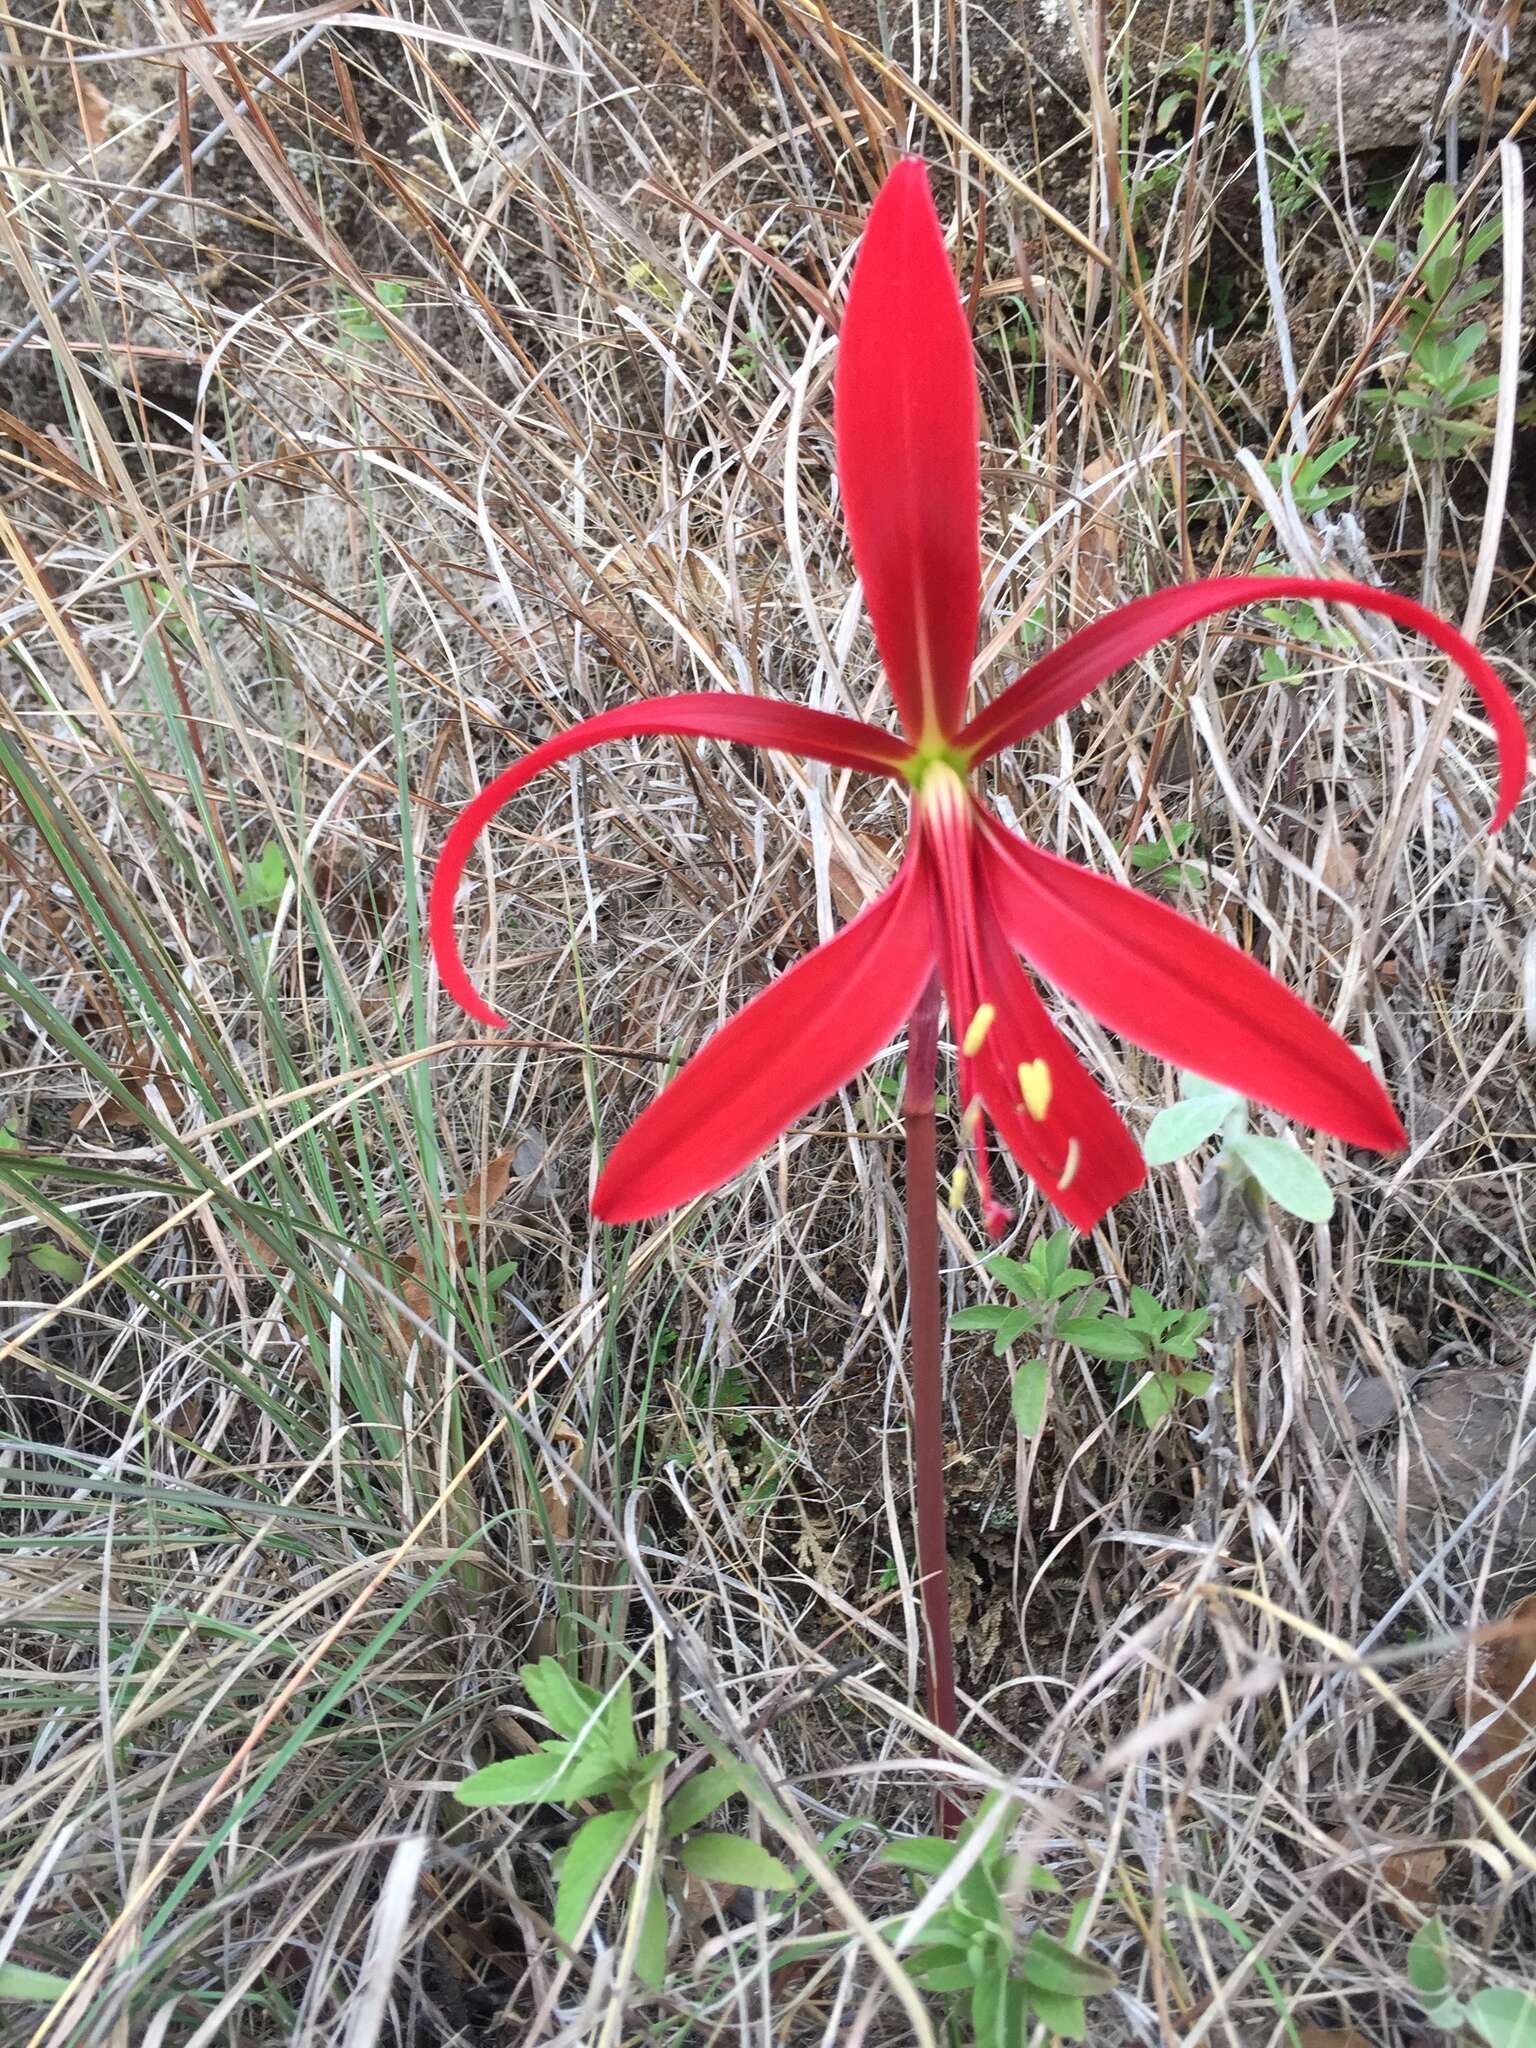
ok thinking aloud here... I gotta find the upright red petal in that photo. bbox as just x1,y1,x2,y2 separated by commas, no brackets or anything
593,857,935,1221
836,160,980,742
430,695,910,1028
968,884,1147,1233
978,817,1407,1153
960,575,1527,833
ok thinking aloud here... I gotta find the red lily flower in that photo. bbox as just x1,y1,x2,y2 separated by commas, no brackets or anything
431,161,1526,1237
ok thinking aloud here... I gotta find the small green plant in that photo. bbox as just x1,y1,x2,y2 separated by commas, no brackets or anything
1251,560,1354,687
1366,186,1503,461
236,842,287,913
463,1256,519,1328
24,1241,84,1284
1127,820,1203,891
871,1067,948,1126
1263,435,1359,517
954,1229,1210,1432
456,1659,790,1986
1143,46,1330,221
1407,1916,1536,2046
1144,1072,1335,1223
879,1799,1115,2041
338,278,409,347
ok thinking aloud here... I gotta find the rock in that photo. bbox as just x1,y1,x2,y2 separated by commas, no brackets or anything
1398,1369,1536,1553
1279,23,1461,151
1307,1375,1399,1449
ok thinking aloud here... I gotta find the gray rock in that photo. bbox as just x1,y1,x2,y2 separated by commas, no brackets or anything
1397,1369,1536,1553
1279,23,1471,151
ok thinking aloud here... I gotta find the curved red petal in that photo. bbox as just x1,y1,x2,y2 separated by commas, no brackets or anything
960,575,1527,833
836,159,980,741
968,890,1146,1233
978,818,1407,1153
592,856,935,1221
430,695,909,1028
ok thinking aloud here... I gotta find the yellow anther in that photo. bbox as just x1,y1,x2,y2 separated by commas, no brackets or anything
948,1165,970,1211
962,1101,983,1138
1017,1058,1053,1122
1058,1138,1082,1191
962,1004,997,1057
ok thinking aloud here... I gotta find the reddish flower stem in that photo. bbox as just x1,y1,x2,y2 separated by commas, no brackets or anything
903,973,960,1831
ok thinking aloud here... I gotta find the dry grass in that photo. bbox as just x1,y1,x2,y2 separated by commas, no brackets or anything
1,0,1533,2041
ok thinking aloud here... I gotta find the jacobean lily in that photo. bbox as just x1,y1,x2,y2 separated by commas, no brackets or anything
431,161,1525,1237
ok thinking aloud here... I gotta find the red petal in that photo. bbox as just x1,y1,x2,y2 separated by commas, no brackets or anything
836,159,980,742
968,892,1146,1232
593,857,935,1221
431,695,909,1028
978,817,1407,1152
960,575,1527,833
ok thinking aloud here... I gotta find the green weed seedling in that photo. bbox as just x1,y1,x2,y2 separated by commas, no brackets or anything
879,1798,1115,2042
236,843,288,914
1251,560,1354,688
1127,820,1203,892
1141,45,1329,222
1145,1072,1335,1224
954,1228,1211,1433
456,1659,790,1986
1407,1916,1536,2047
338,278,409,349
1366,186,1504,462
1263,436,1359,518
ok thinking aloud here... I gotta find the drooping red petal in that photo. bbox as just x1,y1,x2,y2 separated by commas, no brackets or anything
977,815,1407,1153
592,855,935,1222
836,159,980,742
960,575,1527,833
430,695,910,1028
968,881,1146,1232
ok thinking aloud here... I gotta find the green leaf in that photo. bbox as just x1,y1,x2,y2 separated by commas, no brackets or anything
27,1243,85,1283
1025,1983,1088,2039
678,1833,792,1890
1226,1132,1334,1222
1020,1930,1117,1996
455,1742,626,1808
662,1764,740,1836
993,1306,1038,1356
554,1809,635,1945
633,1876,668,1987
1128,1284,1165,1329
983,1255,1043,1302
971,1968,1027,2045
603,1674,640,1770
1160,1307,1211,1355
1011,1359,1049,1438
521,1657,605,1741
1143,1090,1240,1164
1040,1230,1074,1286
1137,1373,1175,1428
953,1304,1020,1332
1053,1315,1149,1362
625,1750,676,1805
0,1964,72,2003
909,1950,975,1992
877,1834,955,1878
1468,1987,1536,2048
1179,1368,1213,1398
237,842,287,911
1407,1916,1454,2004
